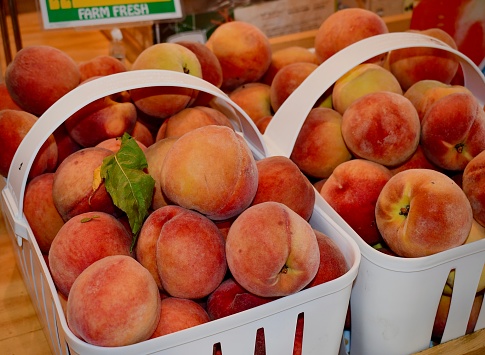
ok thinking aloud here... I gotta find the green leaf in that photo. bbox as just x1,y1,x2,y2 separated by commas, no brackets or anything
100,133,155,249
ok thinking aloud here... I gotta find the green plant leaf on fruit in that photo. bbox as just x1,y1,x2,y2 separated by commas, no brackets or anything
100,133,155,249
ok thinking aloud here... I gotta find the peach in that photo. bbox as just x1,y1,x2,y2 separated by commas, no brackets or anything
52,147,118,221
52,124,82,166
67,255,161,347
131,120,155,147
314,8,389,65
78,54,127,82
421,91,485,171
205,21,272,91
155,106,233,141
305,229,349,289
154,206,227,299
228,82,273,124
341,91,420,167
0,82,22,110
206,277,276,320
270,62,318,113
375,169,473,257
23,173,64,254
290,107,352,179
255,115,272,134
64,91,137,147
130,42,202,119
177,40,223,107
262,46,318,86
0,109,58,179
387,28,460,91
5,45,81,115
48,211,133,297
251,156,315,221
160,125,258,221
432,293,483,343
95,136,147,153
332,63,403,115
462,150,485,227
144,137,178,211
225,201,320,297
320,159,393,246
150,297,210,338
404,79,472,121
389,144,442,175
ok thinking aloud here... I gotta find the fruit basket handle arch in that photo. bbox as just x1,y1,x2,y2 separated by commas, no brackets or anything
1,69,267,246
263,31,485,158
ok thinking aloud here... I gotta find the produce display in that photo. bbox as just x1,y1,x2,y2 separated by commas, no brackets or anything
1,5,485,354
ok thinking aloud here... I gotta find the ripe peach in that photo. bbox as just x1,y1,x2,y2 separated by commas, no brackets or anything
206,21,272,91
156,106,233,141
251,156,315,221
52,124,82,166
332,63,403,115
255,115,272,134
375,169,473,257
421,91,485,171
5,45,81,115
48,211,133,297
67,255,161,347
0,82,22,110
320,159,393,246
388,28,460,91
290,107,352,179
52,147,117,221
131,120,155,147
341,91,420,167
23,173,64,254
270,62,318,112
130,42,202,119
389,144,442,175
150,297,210,338
154,206,227,299
0,109,58,179
261,46,318,86
228,82,273,124
462,150,485,227
78,55,127,82
160,125,258,221
314,8,389,64
225,201,320,297
95,137,147,153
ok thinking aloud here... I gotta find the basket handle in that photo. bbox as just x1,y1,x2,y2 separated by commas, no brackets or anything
2,69,267,244
262,32,485,158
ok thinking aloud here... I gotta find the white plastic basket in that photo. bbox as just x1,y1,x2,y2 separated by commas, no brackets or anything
0,69,360,355
263,32,485,355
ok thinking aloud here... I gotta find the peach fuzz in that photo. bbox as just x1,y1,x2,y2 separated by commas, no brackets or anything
5,45,80,115
150,297,210,339
462,150,485,227
332,63,403,115
78,55,127,82
290,107,352,179
206,21,272,91
341,91,420,167
387,28,459,91
23,173,64,254
270,62,318,113
156,106,232,141
375,169,472,257
130,42,202,119
225,201,320,297
421,92,485,171
261,46,318,86
228,82,273,124
320,159,393,246
314,8,389,65
67,255,161,347
48,211,133,297
154,206,227,299
52,147,117,221
160,125,258,221
404,79,472,121
0,109,58,179
251,156,315,221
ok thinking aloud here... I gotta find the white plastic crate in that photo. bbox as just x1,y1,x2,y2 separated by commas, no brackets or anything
0,69,360,355
264,32,485,355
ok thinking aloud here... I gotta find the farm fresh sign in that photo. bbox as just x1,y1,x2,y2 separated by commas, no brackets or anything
39,0,183,29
